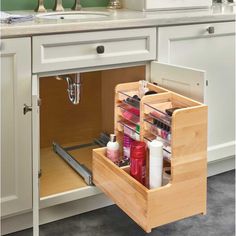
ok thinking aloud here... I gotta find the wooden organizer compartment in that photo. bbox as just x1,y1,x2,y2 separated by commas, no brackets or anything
93,81,207,233
118,103,140,125
141,92,198,152
115,82,168,152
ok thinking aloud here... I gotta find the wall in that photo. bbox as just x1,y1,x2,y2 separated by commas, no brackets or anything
1,0,108,11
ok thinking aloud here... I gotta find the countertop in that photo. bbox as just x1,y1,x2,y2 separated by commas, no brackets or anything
1,3,235,38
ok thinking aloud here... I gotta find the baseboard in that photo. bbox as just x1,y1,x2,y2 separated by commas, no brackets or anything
208,155,235,177
1,193,113,235
208,141,235,163
2,156,235,235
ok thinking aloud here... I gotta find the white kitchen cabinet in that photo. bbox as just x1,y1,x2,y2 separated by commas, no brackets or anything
0,38,32,216
32,37,205,236
1,28,206,235
32,28,156,73
158,22,235,163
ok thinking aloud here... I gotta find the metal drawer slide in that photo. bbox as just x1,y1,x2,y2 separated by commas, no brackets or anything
53,142,93,186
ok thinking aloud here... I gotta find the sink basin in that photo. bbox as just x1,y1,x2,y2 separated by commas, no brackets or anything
36,11,110,21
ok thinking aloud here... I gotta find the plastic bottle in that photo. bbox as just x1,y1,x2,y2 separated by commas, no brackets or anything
107,134,120,164
149,139,163,189
130,141,147,185
123,134,134,164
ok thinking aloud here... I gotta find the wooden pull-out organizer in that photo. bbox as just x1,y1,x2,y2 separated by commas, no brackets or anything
93,81,207,233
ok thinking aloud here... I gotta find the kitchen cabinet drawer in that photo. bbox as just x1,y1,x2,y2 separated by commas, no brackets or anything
93,72,207,232
32,28,156,73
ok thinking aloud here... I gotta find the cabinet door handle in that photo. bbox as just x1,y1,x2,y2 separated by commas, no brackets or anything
96,45,105,54
23,104,32,115
206,26,215,34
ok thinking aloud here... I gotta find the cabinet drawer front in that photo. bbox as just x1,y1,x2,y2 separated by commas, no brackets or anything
158,22,235,64
93,147,207,233
33,28,156,73
93,148,150,232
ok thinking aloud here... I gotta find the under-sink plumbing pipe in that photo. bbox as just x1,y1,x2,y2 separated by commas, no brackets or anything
56,73,81,105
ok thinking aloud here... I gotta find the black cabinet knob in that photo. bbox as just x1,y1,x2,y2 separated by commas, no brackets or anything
96,45,105,54
206,26,215,34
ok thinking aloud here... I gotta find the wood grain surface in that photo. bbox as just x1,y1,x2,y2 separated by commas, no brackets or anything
93,82,207,232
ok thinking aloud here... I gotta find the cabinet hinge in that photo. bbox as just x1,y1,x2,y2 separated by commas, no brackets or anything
37,99,42,107
206,80,209,86
38,169,42,178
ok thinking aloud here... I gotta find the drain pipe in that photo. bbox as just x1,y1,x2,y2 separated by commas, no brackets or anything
56,73,81,105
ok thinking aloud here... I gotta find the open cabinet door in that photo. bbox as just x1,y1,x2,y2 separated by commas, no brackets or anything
32,75,40,236
150,62,205,102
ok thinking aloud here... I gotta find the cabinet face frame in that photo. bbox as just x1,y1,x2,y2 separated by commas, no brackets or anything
32,62,149,236
0,38,32,217
32,60,205,235
32,75,40,236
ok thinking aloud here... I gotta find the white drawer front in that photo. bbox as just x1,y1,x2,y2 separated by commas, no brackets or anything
33,28,156,73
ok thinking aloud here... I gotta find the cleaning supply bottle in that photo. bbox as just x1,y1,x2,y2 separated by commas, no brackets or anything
107,134,120,164
149,139,163,189
130,141,147,185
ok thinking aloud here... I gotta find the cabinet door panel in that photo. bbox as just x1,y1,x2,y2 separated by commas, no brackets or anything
1,38,32,216
150,61,205,102
158,22,235,162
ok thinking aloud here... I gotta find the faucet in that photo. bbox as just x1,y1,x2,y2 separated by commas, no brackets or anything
35,0,82,12
53,0,64,11
35,0,47,12
54,0,81,11
72,0,82,10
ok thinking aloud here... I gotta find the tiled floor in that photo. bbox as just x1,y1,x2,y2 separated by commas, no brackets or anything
8,170,235,236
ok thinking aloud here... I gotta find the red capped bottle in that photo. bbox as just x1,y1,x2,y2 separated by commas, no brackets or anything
130,141,147,185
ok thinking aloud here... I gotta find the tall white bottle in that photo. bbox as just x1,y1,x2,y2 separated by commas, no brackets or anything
149,140,163,189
